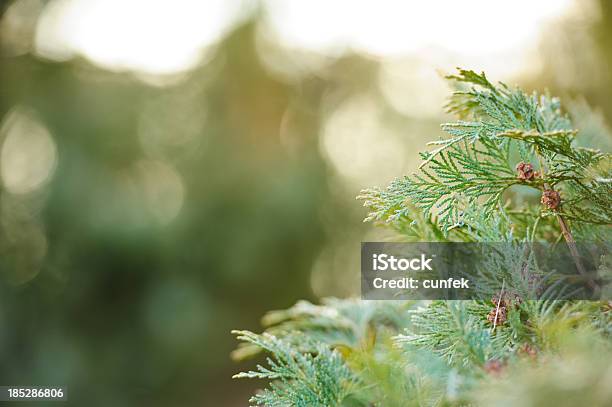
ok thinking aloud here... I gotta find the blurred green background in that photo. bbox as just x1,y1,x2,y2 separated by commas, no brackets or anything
1,0,611,405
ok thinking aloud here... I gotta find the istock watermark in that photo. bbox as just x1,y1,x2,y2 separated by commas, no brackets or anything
371,253,433,271
361,242,611,301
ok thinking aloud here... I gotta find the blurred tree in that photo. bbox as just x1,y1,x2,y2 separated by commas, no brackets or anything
0,18,338,406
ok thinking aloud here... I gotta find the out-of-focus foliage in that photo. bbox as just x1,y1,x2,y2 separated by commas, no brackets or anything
0,2,432,404
0,17,342,407
232,299,413,361
473,328,612,407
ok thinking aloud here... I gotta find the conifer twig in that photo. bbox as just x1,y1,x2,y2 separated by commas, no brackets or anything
491,280,505,332
536,148,597,290
557,215,597,290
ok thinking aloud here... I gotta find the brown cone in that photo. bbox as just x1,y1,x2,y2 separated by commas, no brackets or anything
541,189,561,210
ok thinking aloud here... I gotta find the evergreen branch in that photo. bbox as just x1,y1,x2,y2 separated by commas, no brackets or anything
360,68,612,234
394,302,494,369
232,330,356,407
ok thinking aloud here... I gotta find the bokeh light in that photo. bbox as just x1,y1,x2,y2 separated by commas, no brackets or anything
261,0,572,60
34,0,250,76
0,107,57,195
322,95,404,185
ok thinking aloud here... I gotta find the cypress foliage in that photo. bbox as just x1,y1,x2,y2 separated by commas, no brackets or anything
233,69,612,406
